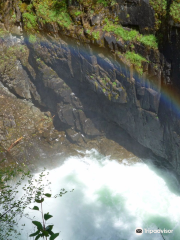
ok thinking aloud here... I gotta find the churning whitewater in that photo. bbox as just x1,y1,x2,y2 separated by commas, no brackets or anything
18,149,180,240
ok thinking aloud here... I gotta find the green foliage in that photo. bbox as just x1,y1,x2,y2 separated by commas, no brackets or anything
138,34,158,49
149,0,167,29
23,12,37,31
170,1,180,23
97,0,109,7
29,34,37,43
103,18,138,41
74,10,82,16
0,160,34,239
34,0,72,29
0,160,74,239
21,0,73,32
124,51,148,75
29,174,72,240
86,29,91,34
149,0,167,16
103,18,158,49
92,31,100,40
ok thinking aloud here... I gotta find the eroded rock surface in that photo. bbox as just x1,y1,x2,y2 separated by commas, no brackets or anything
0,1,180,174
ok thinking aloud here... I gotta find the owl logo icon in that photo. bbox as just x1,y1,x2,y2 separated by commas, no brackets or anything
135,228,143,235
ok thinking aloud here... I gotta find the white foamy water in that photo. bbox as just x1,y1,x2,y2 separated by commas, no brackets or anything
15,149,180,239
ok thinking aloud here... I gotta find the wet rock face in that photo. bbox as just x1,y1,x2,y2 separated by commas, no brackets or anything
0,86,68,166
1,33,174,173
1,29,180,174
0,0,180,174
117,0,156,34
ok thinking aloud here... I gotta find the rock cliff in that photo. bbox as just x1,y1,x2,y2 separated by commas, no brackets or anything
1,0,180,173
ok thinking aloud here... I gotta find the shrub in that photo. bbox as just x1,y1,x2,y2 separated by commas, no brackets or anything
103,18,158,49
139,34,158,49
124,51,149,75
92,31,100,40
23,12,37,31
170,2,180,23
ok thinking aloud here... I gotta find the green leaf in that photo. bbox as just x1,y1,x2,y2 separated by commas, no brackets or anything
44,193,52,198
32,221,43,230
35,234,43,240
41,230,49,237
29,230,40,237
44,213,53,221
32,206,39,211
50,233,59,240
35,198,44,203
45,225,54,231
46,225,54,236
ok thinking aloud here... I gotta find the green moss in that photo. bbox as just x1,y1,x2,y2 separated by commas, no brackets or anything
103,18,138,41
97,0,109,7
149,0,167,16
23,12,37,31
149,0,167,29
26,4,33,12
12,13,16,21
170,1,180,23
21,0,72,32
103,18,158,49
29,34,37,43
92,31,100,40
124,51,148,75
74,10,82,17
35,0,72,29
138,34,158,49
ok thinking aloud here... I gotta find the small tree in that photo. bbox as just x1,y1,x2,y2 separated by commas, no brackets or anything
28,171,74,240
0,159,74,239
0,159,34,239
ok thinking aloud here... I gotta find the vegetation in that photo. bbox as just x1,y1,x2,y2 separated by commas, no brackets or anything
170,1,180,24
0,159,72,239
103,18,158,49
103,18,138,41
28,172,73,240
92,31,100,40
20,0,73,33
23,12,38,31
138,34,158,49
0,160,34,239
96,0,116,7
149,0,167,29
124,51,149,75
29,34,37,43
